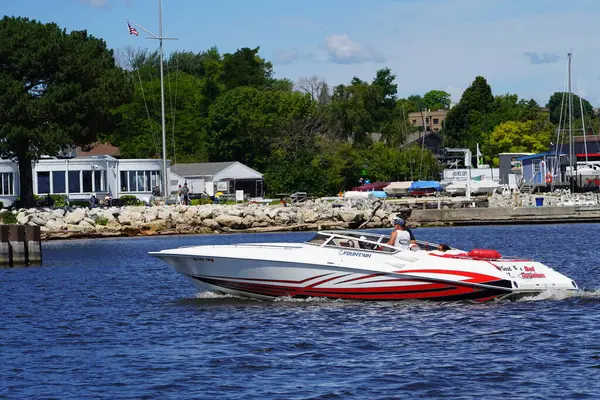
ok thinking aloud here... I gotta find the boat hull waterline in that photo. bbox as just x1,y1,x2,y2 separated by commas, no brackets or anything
150,231,578,302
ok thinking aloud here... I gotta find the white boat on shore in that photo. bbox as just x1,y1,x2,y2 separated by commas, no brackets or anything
150,230,578,302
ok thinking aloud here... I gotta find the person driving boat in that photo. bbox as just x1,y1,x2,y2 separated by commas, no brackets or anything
386,218,411,250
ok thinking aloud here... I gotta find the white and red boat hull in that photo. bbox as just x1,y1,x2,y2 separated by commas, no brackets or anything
150,238,578,302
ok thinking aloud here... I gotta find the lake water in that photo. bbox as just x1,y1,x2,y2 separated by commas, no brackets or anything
2,224,600,399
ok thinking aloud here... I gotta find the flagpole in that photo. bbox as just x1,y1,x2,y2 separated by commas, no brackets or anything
126,0,177,200
158,0,168,200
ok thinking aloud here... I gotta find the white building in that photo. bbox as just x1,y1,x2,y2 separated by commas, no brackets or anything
0,155,169,207
169,162,264,198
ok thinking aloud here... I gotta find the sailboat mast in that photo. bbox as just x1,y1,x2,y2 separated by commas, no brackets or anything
158,0,168,199
577,78,589,163
568,52,574,191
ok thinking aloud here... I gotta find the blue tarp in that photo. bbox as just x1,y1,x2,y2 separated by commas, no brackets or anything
370,190,388,198
408,181,442,191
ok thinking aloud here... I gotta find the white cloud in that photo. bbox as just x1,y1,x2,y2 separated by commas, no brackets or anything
322,34,385,64
346,3,599,103
79,0,133,7
523,52,562,65
269,0,600,105
273,49,315,65
80,0,108,7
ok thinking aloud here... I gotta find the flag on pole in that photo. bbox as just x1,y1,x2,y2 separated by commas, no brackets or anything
127,22,139,36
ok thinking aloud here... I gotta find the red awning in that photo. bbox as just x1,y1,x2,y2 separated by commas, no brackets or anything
351,182,390,191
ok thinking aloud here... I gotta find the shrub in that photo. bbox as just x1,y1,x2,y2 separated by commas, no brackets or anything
119,195,141,206
0,201,3,209
190,198,213,206
51,195,67,208
70,200,89,208
0,211,17,224
96,216,109,226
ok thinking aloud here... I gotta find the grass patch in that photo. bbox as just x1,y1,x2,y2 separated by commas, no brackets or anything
0,211,17,224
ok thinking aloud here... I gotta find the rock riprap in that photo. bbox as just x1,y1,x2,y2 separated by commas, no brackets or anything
8,199,397,239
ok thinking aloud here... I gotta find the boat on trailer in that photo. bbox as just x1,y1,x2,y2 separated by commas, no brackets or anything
149,230,578,302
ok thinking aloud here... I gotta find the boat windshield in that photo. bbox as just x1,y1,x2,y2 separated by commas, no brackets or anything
306,231,447,253
306,231,397,253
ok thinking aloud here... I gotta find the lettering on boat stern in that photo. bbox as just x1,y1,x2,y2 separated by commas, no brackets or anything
520,265,546,279
499,264,546,279
338,250,372,258
193,257,215,262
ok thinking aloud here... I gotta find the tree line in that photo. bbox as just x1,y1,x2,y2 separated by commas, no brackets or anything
1,17,595,205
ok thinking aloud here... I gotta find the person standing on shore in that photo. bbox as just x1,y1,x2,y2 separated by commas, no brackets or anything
180,182,190,206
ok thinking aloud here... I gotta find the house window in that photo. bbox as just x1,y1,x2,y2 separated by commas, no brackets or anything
412,120,416,125
433,118,439,125
1,173,15,195
37,172,50,194
68,171,80,193
120,170,161,192
52,171,66,193
137,171,150,191
94,170,104,192
82,171,93,193
533,161,541,175
425,117,429,122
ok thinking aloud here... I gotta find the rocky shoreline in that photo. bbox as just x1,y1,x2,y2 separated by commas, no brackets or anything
11,199,399,240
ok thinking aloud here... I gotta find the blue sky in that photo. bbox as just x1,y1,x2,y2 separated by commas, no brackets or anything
5,0,600,105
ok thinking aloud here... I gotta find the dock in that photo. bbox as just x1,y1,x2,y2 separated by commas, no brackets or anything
410,205,600,226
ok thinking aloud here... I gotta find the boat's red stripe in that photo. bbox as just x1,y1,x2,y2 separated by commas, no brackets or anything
357,278,428,284
398,269,499,282
428,253,531,262
192,275,510,301
336,273,386,284
307,274,351,288
189,272,332,285
197,277,456,298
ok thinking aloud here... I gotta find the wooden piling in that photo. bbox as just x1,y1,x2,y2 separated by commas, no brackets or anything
0,225,42,267
8,225,26,266
24,225,42,266
0,225,11,267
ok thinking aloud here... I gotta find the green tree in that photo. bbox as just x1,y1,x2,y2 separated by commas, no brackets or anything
363,142,402,181
0,17,131,206
113,71,206,162
270,78,294,92
460,76,494,113
399,144,441,181
444,76,494,147
221,47,273,90
486,118,553,166
407,95,425,111
423,90,451,110
396,98,419,114
546,91,594,125
311,140,363,194
326,80,381,147
206,87,313,171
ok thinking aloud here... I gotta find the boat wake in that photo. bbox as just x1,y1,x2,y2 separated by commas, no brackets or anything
194,291,245,300
517,288,600,302
187,288,600,305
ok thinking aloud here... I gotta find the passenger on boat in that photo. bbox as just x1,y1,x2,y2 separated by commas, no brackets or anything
437,244,450,252
387,218,411,250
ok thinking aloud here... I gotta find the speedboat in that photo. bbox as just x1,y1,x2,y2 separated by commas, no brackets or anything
149,231,579,302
